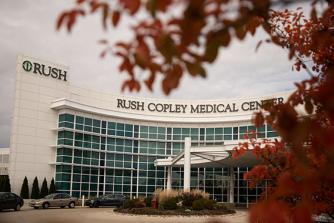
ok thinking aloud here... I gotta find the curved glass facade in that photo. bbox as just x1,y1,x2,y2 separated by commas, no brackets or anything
55,113,276,205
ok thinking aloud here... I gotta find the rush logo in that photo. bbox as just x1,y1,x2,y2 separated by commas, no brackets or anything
22,60,67,82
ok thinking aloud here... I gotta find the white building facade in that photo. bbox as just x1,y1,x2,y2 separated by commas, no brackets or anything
9,55,290,206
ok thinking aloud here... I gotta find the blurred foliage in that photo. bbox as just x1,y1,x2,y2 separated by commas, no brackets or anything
57,0,334,222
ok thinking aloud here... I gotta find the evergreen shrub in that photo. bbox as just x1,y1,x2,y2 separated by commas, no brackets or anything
31,177,40,199
40,178,48,198
20,176,29,199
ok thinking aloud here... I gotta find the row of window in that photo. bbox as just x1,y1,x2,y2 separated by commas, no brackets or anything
55,166,267,204
58,114,278,141
57,132,190,155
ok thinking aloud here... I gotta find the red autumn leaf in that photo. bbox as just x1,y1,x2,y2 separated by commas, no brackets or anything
235,25,247,40
119,0,141,15
68,10,86,32
292,205,313,223
185,61,206,77
66,12,76,32
220,30,231,47
162,64,183,95
146,0,172,16
253,112,264,128
204,29,230,62
155,32,176,63
121,78,141,92
134,39,151,69
90,2,101,13
101,3,109,30
232,146,247,159
112,10,121,27
156,0,172,12
247,16,262,36
115,42,131,50
204,39,220,63
56,12,68,30
119,57,134,76
144,73,156,91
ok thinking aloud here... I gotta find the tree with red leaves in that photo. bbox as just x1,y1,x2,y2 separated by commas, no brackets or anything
57,0,334,222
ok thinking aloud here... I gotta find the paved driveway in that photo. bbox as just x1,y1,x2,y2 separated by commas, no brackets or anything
0,206,248,223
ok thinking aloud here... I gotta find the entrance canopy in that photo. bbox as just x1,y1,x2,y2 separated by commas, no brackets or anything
154,141,260,168
154,137,261,192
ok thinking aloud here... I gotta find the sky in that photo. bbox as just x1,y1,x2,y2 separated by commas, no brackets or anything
0,0,310,147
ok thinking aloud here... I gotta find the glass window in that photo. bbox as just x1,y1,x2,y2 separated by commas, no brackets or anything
108,122,116,129
258,125,266,132
181,128,190,135
84,118,92,126
116,123,125,131
84,117,92,132
122,124,131,132
158,127,165,134
215,128,223,134
267,131,278,137
93,119,100,127
76,116,84,124
173,128,181,134
59,114,66,122
239,126,247,133
224,134,232,140
65,114,74,122
206,128,214,135
224,127,232,134
140,126,148,132
149,126,157,133
92,135,100,143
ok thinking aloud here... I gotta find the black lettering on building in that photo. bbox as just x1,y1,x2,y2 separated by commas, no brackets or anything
241,102,249,111
51,67,58,78
58,70,67,81
33,63,42,74
117,99,125,108
41,64,51,76
191,105,199,113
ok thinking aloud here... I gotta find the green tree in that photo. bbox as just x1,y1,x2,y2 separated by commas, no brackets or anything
40,178,48,198
31,177,40,199
20,176,29,199
49,177,56,194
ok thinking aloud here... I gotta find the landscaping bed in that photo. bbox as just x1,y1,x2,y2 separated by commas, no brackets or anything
114,189,236,216
114,207,236,216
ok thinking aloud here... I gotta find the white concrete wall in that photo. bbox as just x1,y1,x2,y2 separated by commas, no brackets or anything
9,55,69,194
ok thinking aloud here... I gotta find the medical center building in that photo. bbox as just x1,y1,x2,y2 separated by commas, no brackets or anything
8,55,290,207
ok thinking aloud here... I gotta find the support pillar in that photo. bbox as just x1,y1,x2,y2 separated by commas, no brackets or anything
184,137,191,191
229,167,234,203
167,166,172,191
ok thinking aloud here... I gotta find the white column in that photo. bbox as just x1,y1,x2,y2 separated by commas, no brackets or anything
229,167,234,203
167,166,172,190
184,137,191,191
